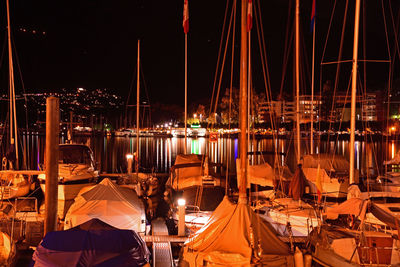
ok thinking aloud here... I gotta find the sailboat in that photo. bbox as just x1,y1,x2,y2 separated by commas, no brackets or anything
37,143,99,217
163,1,227,234
241,0,322,239
181,1,294,265
308,0,400,265
0,0,34,200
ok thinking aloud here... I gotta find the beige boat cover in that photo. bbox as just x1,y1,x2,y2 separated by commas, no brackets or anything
236,159,292,188
302,154,349,171
64,178,145,233
182,197,294,266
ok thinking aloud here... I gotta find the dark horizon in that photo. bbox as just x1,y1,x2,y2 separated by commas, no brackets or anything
0,0,398,108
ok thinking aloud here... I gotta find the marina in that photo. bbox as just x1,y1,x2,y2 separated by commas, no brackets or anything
1,0,400,266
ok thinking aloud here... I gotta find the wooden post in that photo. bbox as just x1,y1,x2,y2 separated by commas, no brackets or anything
44,97,59,235
178,198,186,236
69,111,73,142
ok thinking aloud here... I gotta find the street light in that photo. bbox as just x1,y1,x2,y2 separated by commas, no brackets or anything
126,154,133,174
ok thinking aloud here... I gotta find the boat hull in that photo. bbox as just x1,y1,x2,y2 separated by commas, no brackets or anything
0,184,30,200
39,180,96,201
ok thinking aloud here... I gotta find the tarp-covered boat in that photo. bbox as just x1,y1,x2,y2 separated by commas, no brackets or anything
165,154,225,234
182,197,294,266
31,218,150,267
64,178,146,233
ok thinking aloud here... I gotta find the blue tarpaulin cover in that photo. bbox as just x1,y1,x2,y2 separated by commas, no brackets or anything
31,218,150,267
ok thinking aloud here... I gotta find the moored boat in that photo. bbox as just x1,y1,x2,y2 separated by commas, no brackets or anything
38,144,98,201
164,154,225,234
64,178,146,234
302,154,357,199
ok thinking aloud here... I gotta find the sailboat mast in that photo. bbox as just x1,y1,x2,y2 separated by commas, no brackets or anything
295,0,301,163
136,39,140,174
184,33,188,154
349,0,361,184
239,0,248,203
310,2,315,155
183,0,189,154
6,0,18,169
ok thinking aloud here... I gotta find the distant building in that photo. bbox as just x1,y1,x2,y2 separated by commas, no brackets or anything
259,90,383,123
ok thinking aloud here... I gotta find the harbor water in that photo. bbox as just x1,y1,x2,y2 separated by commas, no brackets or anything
9,133,400,177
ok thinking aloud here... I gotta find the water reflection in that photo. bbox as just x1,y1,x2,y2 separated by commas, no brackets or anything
8,134,400,176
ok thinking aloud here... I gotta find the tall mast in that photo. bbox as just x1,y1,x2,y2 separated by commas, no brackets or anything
310,1,315,154
184,33,188,154
183,0,189,154
295,0,301,163
136,39,140,174
349,0,361,184
239,0,248,203
6,0,18,169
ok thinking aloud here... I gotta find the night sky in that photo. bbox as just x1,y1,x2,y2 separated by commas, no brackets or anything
0,0,399,107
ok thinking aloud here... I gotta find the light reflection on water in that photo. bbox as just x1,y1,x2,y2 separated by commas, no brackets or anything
11,134,400,176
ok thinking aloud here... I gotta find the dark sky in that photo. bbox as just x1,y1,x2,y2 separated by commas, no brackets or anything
1,0,399,106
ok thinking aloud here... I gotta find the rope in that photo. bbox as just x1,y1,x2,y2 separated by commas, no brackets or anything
225,0,237,196
208,0,231,121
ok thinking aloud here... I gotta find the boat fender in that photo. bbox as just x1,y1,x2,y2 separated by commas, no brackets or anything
294,247,304,267
303,254,312,267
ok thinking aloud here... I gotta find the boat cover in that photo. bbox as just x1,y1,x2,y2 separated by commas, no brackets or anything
302,154,349,171
64,178,145,233
325,198,368,220
167,154,220,190
236,159,292,188
31,218,149,267
325,198,399,229
182,197,294,266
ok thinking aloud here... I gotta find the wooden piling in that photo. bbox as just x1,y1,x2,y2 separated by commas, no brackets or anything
44,97,59,235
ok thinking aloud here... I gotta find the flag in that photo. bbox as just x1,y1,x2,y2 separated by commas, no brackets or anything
247,0,253,32
183,0,189,34
310,0,316,32
316,163,323,203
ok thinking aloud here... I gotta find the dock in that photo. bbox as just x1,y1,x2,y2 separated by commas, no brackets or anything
151,218,174,267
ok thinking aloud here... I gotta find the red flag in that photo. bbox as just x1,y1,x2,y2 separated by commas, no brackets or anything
247,0,253,32
183,0,189,34
310,0,316,31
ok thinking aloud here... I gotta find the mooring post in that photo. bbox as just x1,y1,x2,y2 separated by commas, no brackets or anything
178,198,186,236
44,97,59,235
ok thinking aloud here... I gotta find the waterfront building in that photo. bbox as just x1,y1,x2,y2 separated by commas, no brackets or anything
259,90,383,124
